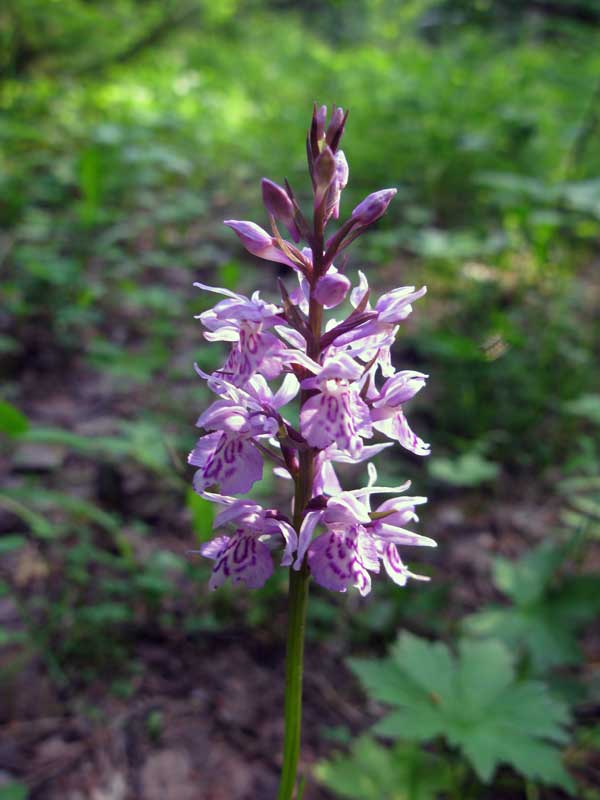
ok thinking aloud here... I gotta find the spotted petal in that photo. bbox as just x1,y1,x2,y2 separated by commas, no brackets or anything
379,542,430,586
301,388,371,457
307,528,373,595
208,532,274,590
193,434,263,495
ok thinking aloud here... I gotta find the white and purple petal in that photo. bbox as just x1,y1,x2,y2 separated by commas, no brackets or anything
199,534,231,561
188,431,222,468
308,527,374,596
193,435,263,495
375,285,427,323
378,542,430,585
307,530,356,592
301,386,371,457
372,410,431,456
373,371,428,408
294,511,322,568
208,531,274,590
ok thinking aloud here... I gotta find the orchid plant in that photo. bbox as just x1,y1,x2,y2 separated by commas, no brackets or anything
189,105,435,799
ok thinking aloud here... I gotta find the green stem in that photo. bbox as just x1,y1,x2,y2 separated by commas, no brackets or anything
277,563,310,800
277,283,322,799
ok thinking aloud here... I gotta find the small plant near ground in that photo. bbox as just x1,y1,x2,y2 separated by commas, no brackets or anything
317,632,575,798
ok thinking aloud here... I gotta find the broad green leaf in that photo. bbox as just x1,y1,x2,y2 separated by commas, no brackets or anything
375,708,446,742
348,657,424,708
463,605,582,670
389,633,455,702
353,634,574,792
456,639,514,711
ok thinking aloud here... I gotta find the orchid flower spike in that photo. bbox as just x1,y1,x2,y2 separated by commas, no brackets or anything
191,104,433,596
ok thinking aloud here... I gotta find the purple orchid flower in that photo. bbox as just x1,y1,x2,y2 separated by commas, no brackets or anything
195,282,287,386
192,103,436,800
189,374,298,494
329,272,427,379
370,370,431,456
306,465,434,594
198,496,297,590
291,350,372,457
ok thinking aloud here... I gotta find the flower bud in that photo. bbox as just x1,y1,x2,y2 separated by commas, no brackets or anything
325,106,347,151
326,150,349,221
261,178,300,242
224,219,296,267
314,271,351,309
351,188,397,226
315,104,327,142
314,146,337,206
224,219,272,253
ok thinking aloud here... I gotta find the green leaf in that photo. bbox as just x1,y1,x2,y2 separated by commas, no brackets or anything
186,489,214,541
0,401,29,437
7,487,121,534
351,634,574,792
349,653,425,708
456,639,515,711
20,426,130,459
0,782,28,800
463,605,581,670
491,542,563,605
217,259,242,290
19,422,174,476
0,493,58,539
78,603,132,626
464,544,600,669
564,394,600,426
428,451,499,487
315,736,451,800
0,535,27,554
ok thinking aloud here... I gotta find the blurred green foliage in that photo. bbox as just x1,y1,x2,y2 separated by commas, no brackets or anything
316,735,452,800
1,0,599,796
464,540,600,671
